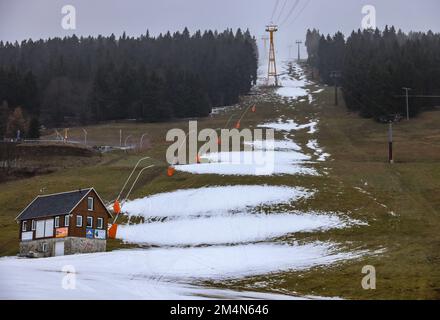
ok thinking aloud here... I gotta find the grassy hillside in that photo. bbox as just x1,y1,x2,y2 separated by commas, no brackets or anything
0,65,439,299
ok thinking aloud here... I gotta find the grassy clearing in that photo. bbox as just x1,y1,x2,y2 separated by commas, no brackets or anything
0,64,439,299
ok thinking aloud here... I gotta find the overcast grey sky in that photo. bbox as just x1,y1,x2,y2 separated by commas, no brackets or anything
1,0,439,59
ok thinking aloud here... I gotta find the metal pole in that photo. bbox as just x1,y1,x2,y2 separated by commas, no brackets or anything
402,87,411,120
82,129,87,145
116,156,150,201
406,91,409,121
139,133,148,151
119,129,122,147
296,41,302,61
388,122,394,164
122,165,155,205
124,135,132,147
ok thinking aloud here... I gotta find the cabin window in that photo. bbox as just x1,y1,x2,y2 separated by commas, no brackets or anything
64,215,69,227
76,215,83,227
54,216,60,228
97,217,103,229
31,220,36,231
87,197,94,211
22,221,27,232
87,216,93,228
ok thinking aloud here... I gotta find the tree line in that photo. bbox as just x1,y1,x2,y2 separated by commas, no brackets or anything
0,28,258,138
305,27,440,120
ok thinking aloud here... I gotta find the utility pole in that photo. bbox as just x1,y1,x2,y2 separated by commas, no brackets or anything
295,40,302,61
402,87,411,120
261,35,269,59
330,71,342,106
266,25,279,86
388,121,394,164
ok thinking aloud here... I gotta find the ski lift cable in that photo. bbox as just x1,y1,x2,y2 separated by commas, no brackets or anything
275,0,289,24
270,0,280,23
279,0,300,27
288,0,312,26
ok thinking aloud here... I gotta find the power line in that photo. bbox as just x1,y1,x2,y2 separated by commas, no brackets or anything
279,0,300,26
288,0,312,26
270,0,280,23
276,0,288,23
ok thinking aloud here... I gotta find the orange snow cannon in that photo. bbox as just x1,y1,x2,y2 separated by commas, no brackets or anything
167,166,176,177
113,200,121,215
108,223,118,239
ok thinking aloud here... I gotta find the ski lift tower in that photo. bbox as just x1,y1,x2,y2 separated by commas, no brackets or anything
265,24,279,86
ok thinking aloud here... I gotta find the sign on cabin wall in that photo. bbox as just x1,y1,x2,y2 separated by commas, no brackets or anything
21,231,33,241
86,228,94,239
55,227,68,238
94,229,106,240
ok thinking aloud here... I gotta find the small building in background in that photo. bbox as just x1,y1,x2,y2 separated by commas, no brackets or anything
16,188,112,258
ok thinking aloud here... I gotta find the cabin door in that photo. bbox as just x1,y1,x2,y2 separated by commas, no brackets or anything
55,241,64,256
35,220,45,238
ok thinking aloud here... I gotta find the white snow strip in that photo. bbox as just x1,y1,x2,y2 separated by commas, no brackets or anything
277,87,309,99
0,242,364,299
307,139,331,162
275,63,310,99
244,139,302,151
123,185,312,218
175,151,318,176
175,162,317,176
258,119,318,134
117,213,348,246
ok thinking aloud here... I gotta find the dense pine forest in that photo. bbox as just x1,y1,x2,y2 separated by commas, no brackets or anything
306,27,440,120
0,28,258,138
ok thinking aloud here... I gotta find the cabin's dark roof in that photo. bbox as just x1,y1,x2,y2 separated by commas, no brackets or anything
16,188,93,221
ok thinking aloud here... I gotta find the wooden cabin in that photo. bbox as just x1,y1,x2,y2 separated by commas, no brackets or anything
15,188,112,257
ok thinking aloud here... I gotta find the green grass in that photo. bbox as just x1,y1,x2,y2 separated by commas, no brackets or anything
1,66,440,299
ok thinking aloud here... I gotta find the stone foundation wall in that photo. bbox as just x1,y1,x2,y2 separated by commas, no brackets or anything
19,238,57,258
19,237,106,258
64,237,106,254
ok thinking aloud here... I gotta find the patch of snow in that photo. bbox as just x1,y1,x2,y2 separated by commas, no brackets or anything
259,118,318,134
175,151,318,176
123,185,312,218
244,139,301,151
275,63,310,99
117,213,348,246
0,242,364,299
307,140,331,162
277,87,309,99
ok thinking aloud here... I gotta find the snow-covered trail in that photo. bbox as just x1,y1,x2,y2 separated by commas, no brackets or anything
0,62,360,300
0,243,362,299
